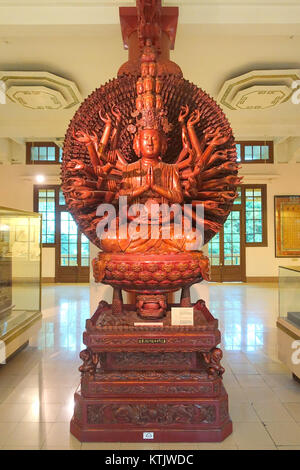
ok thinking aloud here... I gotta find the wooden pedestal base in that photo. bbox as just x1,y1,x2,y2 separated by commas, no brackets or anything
71,389,232,443
70,299,232,443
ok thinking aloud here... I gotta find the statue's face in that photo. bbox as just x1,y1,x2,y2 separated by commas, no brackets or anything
139,129,161,159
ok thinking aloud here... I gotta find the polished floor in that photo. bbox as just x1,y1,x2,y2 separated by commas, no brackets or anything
0,282,300,450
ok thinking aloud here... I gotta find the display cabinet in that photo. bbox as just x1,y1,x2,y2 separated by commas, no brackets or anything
277,266,300,382
0,207,42,363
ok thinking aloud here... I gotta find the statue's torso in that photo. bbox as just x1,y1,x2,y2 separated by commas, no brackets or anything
121,160,180,205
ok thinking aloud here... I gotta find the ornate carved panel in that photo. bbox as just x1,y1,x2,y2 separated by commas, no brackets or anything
87,403,216,426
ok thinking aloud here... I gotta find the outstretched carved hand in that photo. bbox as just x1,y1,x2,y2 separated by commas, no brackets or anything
73,129,92,144
178,104,189,123
187,109,201,128
111,105,121,123
205,127,231,147
99,108,112,124
65,159,88,173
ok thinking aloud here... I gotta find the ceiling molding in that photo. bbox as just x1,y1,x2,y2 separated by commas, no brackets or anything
218,69,300,111
0,71,81,110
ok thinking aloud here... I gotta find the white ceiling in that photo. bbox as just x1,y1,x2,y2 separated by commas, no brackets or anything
1,0,300,148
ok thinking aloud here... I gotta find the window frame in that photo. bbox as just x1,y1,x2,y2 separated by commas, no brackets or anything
33,185,61,247
236,141,274,164
241,184,268,248
26,142,62,164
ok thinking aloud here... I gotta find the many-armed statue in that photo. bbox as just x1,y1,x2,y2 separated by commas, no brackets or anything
63,0,238,443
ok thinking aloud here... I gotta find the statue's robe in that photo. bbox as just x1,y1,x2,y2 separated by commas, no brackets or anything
100,160,202,253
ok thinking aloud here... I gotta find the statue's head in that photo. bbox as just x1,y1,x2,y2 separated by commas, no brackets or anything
133,128,167,160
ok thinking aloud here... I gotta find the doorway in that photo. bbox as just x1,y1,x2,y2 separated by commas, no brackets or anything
208,190,246,282
208,207,246,282
55,210,90,283
34,185,90,283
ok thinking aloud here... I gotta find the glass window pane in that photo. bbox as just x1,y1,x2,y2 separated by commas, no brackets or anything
81,244,89,256
254,221,262,233
59,189,65,205
38,201,46,212
245,186,264,244
245,146,253,160
61,244,68,255
81,233,89,267
69,244,77,255
253,146,261,160
236,144,241,162
234,187,242,204
261,146,269,160
39,147,47,160
233,256,240,266
47,147,56,161
37,188,56,244
208,233,220,266
31,147,39,161
60,212,78,267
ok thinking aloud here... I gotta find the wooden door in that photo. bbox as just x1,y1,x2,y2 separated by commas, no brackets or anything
208,207,246,282
55,210,90,283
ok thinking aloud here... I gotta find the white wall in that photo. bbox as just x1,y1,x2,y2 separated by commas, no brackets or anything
245,162,300,278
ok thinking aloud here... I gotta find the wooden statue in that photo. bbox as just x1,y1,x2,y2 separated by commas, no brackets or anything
63,0,238,442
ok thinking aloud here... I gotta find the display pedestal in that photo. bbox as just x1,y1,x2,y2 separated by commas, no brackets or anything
70,299,232,442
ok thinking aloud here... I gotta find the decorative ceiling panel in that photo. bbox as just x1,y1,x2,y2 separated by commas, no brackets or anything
0,71,81,109
217,69,300,110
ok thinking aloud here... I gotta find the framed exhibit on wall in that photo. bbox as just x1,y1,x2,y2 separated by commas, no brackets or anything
275,195,300,257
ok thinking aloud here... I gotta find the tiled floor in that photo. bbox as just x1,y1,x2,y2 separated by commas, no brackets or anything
0,282,299,450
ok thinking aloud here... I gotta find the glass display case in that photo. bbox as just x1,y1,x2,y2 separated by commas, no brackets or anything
0,206,42,362
277,266,300,382
279,266,300,328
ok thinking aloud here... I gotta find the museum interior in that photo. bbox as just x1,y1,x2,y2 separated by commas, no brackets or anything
0,0,300,451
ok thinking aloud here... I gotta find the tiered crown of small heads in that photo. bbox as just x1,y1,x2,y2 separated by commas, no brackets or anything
128,39,172,135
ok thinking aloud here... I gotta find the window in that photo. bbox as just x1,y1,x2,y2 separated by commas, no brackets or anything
237,184,267,247
59,188,66,205
81,234,90,267
245,187,265,244
34,185,62,245
208,232,220,266
223,211,241,265
36,188,56,244
60,212,78,266
26,142,62,164
235,141,273,163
